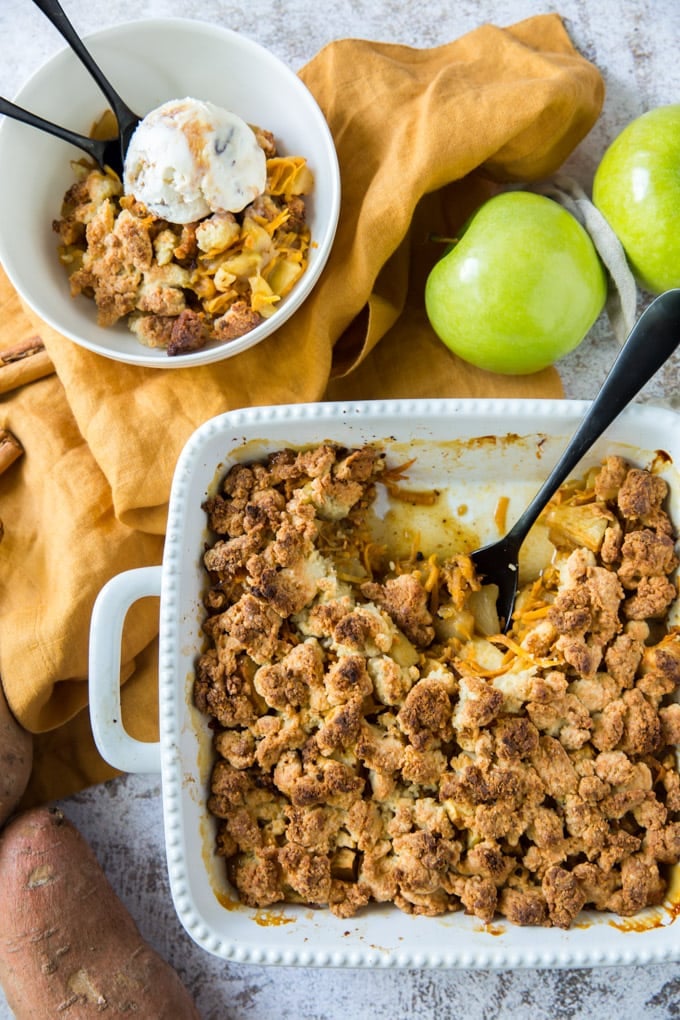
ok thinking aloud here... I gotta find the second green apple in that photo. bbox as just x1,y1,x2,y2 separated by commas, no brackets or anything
592,104,680,294
425,191,607,375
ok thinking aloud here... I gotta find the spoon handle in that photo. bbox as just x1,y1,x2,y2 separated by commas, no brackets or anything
31,0,137,126
0,95,103,161
507,288,680,548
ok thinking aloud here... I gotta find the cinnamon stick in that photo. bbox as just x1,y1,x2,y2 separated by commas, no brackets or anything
0,335,45,365
0,429,23,475
0,335,54,394
0,429,23,544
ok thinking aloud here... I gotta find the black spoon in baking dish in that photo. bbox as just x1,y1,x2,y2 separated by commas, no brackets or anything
0,0,139,175
470,287,680,633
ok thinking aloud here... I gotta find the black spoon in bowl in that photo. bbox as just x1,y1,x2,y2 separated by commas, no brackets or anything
470,287,680,632
0,0,139,175
31,0,140,159
0,96,127,174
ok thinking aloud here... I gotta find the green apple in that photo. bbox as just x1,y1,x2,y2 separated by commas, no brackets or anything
592,104,680,294
424,191,607,375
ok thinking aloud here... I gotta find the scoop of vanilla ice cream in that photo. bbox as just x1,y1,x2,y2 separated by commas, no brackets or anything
123,97,267,224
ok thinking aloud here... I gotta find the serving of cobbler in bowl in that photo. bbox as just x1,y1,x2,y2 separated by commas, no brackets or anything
0,19,339,367
88,398,680,968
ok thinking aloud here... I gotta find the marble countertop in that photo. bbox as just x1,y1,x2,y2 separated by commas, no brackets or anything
1,1,679,1017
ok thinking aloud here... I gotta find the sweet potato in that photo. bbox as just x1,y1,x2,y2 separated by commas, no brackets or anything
0,807,200,1018
0,680,32,828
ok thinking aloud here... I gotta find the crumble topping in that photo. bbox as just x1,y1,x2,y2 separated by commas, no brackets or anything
194,444,680,928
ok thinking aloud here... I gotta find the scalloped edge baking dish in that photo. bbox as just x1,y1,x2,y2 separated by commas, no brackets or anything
89,398,680,969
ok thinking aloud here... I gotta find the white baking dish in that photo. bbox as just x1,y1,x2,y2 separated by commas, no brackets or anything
88,398,680,969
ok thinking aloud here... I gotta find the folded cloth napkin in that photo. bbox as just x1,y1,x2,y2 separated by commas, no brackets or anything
0,13,604,804
530,174,638,343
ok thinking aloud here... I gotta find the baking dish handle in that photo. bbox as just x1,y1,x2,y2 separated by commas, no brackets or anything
88,565,162,775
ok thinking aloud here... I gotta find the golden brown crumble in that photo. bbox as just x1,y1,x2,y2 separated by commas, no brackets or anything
52,125,312,356
194,445,680,928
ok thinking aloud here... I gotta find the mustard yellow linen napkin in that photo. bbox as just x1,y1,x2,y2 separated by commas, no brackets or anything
0,13,604,804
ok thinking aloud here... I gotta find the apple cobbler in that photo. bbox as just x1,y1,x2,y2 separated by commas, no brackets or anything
194,443,680,928
52,125,312,356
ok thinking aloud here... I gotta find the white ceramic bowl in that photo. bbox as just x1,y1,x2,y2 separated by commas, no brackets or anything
88,398,680,968
0,18,340,368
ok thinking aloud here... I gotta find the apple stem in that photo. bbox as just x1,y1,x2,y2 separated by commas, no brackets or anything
429,233,459,246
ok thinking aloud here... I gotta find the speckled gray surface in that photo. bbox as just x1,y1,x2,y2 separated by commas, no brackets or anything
1,1,680,1018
